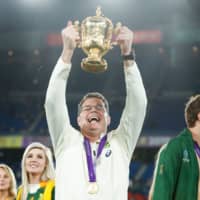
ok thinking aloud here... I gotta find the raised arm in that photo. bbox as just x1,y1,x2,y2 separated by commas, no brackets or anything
44,22,80,153
114,26,147,158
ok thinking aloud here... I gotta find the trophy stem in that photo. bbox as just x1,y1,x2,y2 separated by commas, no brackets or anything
81,58,107,73
89,48,101,61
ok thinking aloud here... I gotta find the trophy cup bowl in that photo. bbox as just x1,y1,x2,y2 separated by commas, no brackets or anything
77,7,114,73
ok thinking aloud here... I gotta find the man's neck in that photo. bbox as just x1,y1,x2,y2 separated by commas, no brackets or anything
83,132,106,143
189,126,200,146
84,134,100,143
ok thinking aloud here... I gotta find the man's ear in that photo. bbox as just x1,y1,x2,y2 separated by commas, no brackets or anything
77,116,81,127
106,114,111,126
198,112,200,121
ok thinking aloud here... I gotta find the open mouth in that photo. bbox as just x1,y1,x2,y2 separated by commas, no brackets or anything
88,116,100,123
29,163,39,168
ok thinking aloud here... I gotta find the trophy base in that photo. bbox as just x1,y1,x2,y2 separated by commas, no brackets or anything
81,58,107,73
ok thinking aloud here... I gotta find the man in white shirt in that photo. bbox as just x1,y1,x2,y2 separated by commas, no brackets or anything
45,21,147,200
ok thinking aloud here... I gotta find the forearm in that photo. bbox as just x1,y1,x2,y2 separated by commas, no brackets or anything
123,60,134,68
45,58,71,149
118,61,147,156
61,48,74,64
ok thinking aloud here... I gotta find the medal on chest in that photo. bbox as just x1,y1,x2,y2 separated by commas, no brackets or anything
84,135,107,194
87,182,99,194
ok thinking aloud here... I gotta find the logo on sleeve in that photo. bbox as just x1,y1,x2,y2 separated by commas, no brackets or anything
182,149,190,162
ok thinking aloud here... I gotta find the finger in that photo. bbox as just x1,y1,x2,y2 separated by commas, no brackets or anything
119,26,127,34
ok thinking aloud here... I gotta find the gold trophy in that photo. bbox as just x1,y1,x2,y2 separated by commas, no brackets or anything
74,6,121,73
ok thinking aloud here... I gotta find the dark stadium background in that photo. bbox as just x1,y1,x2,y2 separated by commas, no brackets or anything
0,0,200,199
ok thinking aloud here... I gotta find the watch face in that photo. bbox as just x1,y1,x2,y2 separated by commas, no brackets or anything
123,50,135,60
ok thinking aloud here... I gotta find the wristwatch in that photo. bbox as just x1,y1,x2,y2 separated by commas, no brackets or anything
122,49,136,61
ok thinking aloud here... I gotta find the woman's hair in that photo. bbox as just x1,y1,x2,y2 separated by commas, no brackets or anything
21,142,55,200
0,164,17,200
184,94,200,128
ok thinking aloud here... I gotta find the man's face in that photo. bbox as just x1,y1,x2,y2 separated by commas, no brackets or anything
77,97,111,141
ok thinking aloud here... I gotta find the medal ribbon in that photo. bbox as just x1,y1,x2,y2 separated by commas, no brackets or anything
194,142,200,158
84,134,107,182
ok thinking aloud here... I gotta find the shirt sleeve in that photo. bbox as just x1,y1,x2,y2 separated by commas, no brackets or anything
114,62,147,159
44,58,77,156
150,143,181,200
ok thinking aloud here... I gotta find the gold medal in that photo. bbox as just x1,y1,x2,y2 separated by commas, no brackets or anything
87,182,99,194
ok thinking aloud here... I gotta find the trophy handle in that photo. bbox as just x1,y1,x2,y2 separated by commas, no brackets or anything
111,22,122,46
73,20,81,48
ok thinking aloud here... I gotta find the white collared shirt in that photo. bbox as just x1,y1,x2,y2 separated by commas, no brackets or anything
45,58,147,200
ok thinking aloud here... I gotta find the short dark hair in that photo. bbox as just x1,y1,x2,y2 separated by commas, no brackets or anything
184,94,200,128
78,92,109,115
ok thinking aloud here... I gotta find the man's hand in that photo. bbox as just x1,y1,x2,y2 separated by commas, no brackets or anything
61,21,80,64
116,26,133,56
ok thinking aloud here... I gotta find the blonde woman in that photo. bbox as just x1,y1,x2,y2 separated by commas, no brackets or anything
0,164,17,200
16,142,55,200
